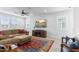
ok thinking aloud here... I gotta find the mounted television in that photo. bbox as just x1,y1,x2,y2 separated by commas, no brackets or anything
35,19,47,28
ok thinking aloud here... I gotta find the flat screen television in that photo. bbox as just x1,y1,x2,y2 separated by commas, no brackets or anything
35,19,47,28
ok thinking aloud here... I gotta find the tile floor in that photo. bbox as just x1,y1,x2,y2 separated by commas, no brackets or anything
48,37,61,52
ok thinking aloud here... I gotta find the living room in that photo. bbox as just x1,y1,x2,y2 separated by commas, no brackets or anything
0,7,79,52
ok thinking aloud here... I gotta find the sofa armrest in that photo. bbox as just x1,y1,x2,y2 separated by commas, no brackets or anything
61,43,79,52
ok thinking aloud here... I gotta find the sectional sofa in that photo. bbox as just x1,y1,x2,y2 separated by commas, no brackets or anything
0,29,54,52
0,29,29,40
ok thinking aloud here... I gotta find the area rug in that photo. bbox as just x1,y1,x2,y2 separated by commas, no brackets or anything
19,38,53,52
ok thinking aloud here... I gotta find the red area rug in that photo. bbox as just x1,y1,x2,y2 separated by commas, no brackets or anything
19,39,41,49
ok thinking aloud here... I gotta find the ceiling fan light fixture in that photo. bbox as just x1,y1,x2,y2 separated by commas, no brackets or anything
22,10,25,14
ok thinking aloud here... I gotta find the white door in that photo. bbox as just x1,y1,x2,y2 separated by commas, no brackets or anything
57,16,67,37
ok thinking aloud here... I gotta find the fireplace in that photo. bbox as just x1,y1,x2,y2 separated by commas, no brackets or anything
32,30,47,38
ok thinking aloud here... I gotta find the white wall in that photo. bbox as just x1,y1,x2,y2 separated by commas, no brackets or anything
34,14,57,38
32,8,74,38
74,7,79,37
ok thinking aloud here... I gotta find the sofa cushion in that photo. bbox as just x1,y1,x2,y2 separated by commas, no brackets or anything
0,35,31,45
3,30,12,35
11,30,19,34
18,36,31,45
0,29,29,40
18,29,26,34
0,35,9,40
0,29,28,36
0,31,5,35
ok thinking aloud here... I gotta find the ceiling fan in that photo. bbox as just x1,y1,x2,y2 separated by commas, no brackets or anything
21,7,31,16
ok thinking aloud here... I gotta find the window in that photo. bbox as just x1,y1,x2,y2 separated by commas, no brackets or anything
0,14,10,30
0,13,25,30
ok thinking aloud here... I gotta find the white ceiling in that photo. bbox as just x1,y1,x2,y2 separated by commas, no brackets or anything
0,7,71,15
15,7,70,14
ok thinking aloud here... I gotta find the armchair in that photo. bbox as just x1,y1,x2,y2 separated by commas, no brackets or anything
61,37,79,52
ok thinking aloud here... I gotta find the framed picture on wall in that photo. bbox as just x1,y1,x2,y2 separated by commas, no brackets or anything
35,19,47,28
